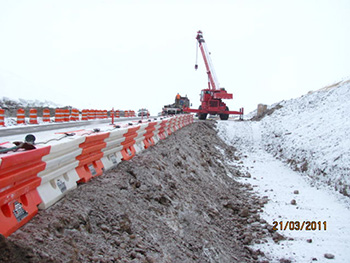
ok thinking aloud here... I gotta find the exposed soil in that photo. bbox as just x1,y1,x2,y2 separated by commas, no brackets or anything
250,104,283,121
0,121,280,262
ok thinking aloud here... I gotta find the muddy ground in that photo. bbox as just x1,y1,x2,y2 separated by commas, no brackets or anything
0,121,282,263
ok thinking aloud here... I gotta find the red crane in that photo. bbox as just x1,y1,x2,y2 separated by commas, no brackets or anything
185,30,243,120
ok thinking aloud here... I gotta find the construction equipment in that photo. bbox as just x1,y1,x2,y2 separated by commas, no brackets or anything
162,94,190,115
184,30,243,120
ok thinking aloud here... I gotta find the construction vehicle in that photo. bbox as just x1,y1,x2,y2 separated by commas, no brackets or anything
162,94,190,115
184,30,244,120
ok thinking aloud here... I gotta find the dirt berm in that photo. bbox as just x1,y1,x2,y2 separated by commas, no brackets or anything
0,121,280,263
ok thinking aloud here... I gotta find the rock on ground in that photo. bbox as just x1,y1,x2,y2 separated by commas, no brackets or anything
0,121,276,263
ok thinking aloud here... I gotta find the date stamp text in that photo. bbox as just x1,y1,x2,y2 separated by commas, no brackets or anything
272,221,327,231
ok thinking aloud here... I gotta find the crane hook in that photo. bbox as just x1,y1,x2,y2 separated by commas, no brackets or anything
195,41,199,70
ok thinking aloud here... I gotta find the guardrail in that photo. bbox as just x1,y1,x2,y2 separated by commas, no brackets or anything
0,114,193,237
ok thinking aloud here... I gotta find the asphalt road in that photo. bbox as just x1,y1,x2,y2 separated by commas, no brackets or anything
0,117,141,138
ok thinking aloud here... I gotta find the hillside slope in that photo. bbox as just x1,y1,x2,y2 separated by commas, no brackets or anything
260,79,350,196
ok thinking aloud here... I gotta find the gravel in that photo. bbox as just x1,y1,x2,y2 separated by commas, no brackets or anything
0,121,278,262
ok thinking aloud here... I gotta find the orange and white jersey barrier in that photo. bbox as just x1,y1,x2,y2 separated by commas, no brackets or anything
157,119,169,140
0,145,50,237
120,126,140,161
75,132,109,183
36,136,85,209
134,123,148,153
143,121,157,149
0,114,192,237
101,128,128,171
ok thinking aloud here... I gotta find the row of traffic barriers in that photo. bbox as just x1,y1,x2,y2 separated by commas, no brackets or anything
0,114,193,237
0,108,136,127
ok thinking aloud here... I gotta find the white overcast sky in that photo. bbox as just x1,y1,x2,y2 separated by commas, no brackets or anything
0,0,349,115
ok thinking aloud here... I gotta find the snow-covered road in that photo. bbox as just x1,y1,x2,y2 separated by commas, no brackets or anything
218,120,350,263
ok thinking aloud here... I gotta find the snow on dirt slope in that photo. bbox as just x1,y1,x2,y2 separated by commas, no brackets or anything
217,80,350,262
261,80,350,196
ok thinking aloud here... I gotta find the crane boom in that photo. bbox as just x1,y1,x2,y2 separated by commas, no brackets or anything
196,31,220,91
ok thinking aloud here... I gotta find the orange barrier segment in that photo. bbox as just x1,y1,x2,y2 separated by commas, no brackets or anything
75,132,109,183
167,117,175,136
143,121,157,149
157,119,169,140
0,146,50,237
120,126,140,161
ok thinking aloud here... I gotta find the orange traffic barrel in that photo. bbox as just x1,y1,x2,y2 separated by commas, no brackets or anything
42,108,50,122
82,109,88,120
70,108,79,121
88,110,93,120
55,108,63,122
63,109,70,122
29,109,38,124
116,110,120,118
17,108,25,124
0,108,5,127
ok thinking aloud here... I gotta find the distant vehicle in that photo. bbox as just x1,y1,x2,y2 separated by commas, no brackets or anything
138,108,149,117
162,94,190,116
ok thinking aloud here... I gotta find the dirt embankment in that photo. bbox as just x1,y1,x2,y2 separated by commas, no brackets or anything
0,121,280,263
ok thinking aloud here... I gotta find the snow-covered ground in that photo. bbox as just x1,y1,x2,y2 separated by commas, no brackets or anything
0,96,61,109
217,80,350,262
261,80,350,196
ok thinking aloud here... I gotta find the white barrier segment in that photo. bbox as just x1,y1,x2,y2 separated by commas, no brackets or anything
164,117,171,137
37,136,86,209
101,128,128,171
134,123,148,153
152,119,163,144
180,115,185,128
175,115,181,130
169,116,176,133
162,117,171,137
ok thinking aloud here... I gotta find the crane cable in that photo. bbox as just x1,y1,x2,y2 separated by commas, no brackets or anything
195,42,198,70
